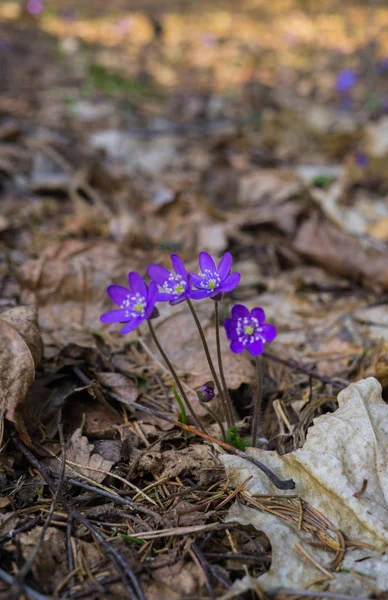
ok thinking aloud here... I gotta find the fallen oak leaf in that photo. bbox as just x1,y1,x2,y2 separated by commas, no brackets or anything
220,377,388,595
0,305,43,444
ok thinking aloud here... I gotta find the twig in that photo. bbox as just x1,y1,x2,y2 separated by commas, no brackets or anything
191,542,217,600
104,390,295,490
66,515,75,590
11,424,67,596
11,434,145,600
252,355,263,447
264,351,347,389
0,568,50,600
53,475,162,522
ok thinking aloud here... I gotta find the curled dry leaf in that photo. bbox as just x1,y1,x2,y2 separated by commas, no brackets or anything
294,216,388,291
220,378,388,595
0,305,43,443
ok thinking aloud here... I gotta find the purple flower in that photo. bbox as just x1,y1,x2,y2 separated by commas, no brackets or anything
26,0,43,15
336,70,357,93
224,304,277,356
197,381,215,403
190,252,240,300
100,272,158,334
147,254,191,305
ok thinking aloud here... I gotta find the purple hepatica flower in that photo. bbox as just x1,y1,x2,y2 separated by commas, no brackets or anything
147,254,191,305
336,70,357,93
100,272,157,334
190,252,240,300
197,381,215,403
224,304,277,356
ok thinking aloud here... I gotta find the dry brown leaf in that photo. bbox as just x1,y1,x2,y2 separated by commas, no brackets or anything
0,305,43,443
96,372,140,407
294,216,388,291
238,169,302,206
48,428,115,483
19,527,67,593
18,239,139,349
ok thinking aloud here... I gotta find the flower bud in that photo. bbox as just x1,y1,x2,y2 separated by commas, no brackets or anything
197,381,215,403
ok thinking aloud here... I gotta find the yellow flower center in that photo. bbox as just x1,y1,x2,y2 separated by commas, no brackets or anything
133,302,144,313
175,284,184,294
208,279,217,290
244,325,254,335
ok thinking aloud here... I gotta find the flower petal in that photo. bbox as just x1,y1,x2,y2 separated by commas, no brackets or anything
171,254,187,278
128,272,147,296
147,264,171,285
100,309,129,324
106,285,130,305
170,293,189,305
217,272,241,293
157,292,175,302
190,289,211,300
189,273,205,289
247,339,264,356
230,340,246,353
260,323,277,343
217,252,232,280
147,280,159,305
231,304,250,319
120,318,142,334
224,318,239,340
199,252,216,274
251,307,266,325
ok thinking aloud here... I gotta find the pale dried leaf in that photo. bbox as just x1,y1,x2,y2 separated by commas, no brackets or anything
0,305,43,442
220,378,388,594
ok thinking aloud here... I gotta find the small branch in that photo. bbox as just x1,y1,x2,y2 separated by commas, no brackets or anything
0,567,50,600
11,434,145,600
104,390,295,490
12,424,67,595
251,355,263,448
264,351,347,389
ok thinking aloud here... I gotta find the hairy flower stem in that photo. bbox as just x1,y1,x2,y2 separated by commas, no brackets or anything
214,300,234,427
252,355,263,448
147,320,207,434
199,401,227,442
186,299,233,429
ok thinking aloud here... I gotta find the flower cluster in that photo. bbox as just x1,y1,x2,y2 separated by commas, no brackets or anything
100,251,276,357
101,251,240,331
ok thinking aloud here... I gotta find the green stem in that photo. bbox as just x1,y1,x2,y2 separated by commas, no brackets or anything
147,320,207,434
199,401,227,442
252,355,262,448
186,299,232,428
214,300,234,427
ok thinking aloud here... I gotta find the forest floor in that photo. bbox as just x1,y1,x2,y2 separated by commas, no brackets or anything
1,1,388,599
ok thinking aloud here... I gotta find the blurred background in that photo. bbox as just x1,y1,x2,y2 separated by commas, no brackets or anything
2,0,388,340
